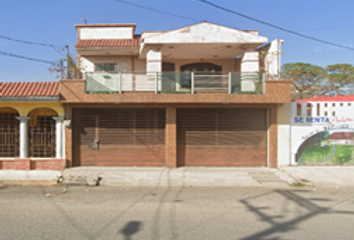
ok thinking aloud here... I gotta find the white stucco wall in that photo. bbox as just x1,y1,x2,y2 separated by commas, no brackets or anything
277,103,291,166
80,56,132,73
262,39,283,79
141,31,165,39
80,57,95,72
80,56,133,91
142,22,268,44
80,27,133,39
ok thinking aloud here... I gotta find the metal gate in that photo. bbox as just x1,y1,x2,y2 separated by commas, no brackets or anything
73,108,165,166
177,108,267,166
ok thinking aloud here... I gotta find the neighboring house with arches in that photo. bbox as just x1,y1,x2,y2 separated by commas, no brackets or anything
0,82,65,170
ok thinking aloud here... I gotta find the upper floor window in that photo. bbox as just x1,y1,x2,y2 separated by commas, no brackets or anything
95,63,117,72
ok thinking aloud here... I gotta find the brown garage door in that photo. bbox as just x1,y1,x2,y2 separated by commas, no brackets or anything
73,108,165,166
177,109,267,166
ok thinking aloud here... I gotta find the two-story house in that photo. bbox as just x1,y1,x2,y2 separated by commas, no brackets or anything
60,22,291,168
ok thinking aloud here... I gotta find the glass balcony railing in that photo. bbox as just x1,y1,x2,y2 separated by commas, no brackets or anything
86,72,120,93
230,72,264,94
157,72,192,94
85,72,265,94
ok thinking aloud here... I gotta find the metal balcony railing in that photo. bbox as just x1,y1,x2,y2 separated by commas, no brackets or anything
85,72,265,94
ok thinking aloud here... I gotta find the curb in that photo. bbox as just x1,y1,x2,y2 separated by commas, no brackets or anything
0,180,58,186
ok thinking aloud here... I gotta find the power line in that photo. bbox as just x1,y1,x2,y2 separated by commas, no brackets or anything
195,0,354,52
107,0,246,31
0,35,65,56
0,50,54,64
0,35,62,48
298,25,354,31
108,0,202,22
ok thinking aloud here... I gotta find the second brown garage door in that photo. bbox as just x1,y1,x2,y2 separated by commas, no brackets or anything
73,108,165,166
177,109,267,166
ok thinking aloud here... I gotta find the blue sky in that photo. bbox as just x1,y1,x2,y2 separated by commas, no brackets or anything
1,0,354,82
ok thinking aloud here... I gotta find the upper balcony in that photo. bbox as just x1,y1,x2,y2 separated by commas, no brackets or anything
60,73,291,104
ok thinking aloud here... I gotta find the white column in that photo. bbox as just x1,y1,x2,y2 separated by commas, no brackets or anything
53,117,64,159
241,50,259,73
240,49,260,92
146,48,162,73
146,48,162,92
16,117,30,159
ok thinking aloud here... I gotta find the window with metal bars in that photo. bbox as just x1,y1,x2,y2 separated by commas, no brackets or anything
0,108,19,157
95,63,117,72
28,108,58,158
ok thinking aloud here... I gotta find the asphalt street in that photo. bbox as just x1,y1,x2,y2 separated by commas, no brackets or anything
0,185,354,240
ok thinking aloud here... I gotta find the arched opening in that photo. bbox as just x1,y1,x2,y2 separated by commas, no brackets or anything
28,108,58,158
180,62,222,73
0,108,19,157
307,103,312,116
180,62,223,90
297,103,302,116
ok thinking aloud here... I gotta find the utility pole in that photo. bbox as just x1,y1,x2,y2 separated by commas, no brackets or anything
65,45,69,79
60,60,64,79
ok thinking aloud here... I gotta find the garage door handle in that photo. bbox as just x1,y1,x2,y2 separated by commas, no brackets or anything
89,139,100,151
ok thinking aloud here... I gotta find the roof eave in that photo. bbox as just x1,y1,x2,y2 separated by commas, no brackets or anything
75,23,137,29
75,46,139,50
0,96,60,102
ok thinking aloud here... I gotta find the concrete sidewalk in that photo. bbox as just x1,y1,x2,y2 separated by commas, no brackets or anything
2,166,354,188
62,167,295,187
0,170,61,185
281,166,354,187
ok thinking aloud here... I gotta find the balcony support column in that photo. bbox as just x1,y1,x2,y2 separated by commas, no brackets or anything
241,49,259,73
240,49,260,92
146,48,162,72
268,105,278,168
147,48,162,93
228,72,232,94
165,107,177,168
191,72,195,94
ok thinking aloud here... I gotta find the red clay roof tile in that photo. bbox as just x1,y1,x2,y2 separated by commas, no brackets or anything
75,36,141,48
1,82,59,97
296,95,354,102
